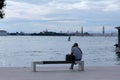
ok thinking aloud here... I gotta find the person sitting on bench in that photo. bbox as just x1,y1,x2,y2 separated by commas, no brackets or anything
70,43,83,69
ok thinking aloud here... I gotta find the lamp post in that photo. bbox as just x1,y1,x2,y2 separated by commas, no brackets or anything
115,27,120,47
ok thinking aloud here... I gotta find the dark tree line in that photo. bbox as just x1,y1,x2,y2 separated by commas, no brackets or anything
0,0,5,19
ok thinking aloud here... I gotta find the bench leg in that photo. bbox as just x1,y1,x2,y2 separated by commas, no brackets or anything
33,62,36,72
78,61,84,71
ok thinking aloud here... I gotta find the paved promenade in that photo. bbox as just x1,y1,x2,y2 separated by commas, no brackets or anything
0,66,120,80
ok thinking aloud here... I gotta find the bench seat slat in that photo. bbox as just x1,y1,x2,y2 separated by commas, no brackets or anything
43,61,74,64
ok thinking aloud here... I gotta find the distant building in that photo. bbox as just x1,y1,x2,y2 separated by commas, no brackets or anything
0,30,7,36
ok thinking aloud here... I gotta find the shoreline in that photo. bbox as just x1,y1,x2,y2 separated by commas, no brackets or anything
0,66,120,80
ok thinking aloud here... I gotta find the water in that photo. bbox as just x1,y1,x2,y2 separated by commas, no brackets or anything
0,36,119,67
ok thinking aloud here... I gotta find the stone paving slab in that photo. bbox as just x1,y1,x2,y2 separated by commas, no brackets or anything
0,66,120,80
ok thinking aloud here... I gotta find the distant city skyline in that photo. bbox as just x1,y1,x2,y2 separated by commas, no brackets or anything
0,0,120,33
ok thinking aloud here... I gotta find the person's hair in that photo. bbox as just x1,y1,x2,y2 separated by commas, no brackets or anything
73,43,78,47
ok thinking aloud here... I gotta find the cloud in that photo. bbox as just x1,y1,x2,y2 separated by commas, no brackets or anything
103,2,120,11
5,0,54,20
1,0,120,33
47,0,90,10
47,0,120,11
4,0,120,20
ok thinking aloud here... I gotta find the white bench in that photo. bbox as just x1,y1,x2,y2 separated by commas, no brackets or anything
32,61,84,72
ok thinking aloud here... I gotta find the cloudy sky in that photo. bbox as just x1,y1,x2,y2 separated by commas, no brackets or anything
0,0,120,33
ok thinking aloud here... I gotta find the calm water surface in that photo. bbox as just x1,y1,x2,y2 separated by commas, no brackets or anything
0,36,119,67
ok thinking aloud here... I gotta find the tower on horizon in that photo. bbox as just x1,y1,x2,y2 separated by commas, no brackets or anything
102,26,105,35
81,26,83,35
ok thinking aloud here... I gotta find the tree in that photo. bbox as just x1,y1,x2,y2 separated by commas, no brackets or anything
0,0,5,19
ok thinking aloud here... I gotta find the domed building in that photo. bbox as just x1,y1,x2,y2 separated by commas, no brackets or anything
0,29,7,36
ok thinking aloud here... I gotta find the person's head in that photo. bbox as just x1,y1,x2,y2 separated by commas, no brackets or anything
114,44,118,48
73,43,78,47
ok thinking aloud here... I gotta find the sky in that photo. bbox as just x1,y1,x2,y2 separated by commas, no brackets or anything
0,0,120,33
